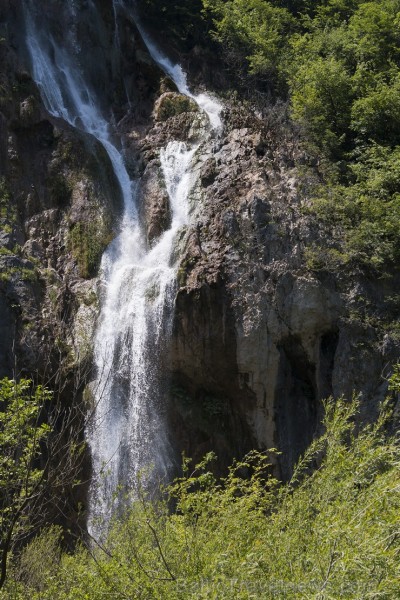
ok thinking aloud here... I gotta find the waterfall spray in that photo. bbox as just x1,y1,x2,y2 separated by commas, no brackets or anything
24,0,222,537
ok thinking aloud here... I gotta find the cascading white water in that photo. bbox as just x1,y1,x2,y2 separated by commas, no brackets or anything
129,7,223,131
24,2,135,215
89,140,198,532
24,0,223,536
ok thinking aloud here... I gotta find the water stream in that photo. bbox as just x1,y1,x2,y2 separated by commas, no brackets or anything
23,0,222,537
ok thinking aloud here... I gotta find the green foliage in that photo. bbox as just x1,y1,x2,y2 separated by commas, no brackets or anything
0,378,51,491
0,378,52,590
11,526,63,595
388,362,400,392
202,0,400,274
6,396,400,599
290,56,353,154
347,1,400,70
0,178,15,223
351,74,400,144
203,0,295,84
0,265,38,284
307,144,400,271
156,94,198,121
284,0,400,152
139,0,400,270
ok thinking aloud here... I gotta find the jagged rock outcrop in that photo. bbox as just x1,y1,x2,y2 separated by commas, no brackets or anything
109,82,399,479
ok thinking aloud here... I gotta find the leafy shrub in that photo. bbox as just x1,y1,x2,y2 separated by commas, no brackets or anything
307,145,400,271
204,0,295,83
6,393,400,599
351,75,400,144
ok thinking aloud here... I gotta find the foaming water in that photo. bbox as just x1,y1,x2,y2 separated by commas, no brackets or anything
24,0,222,537
117,0,223,131
89,140,197,531
137,27,223,130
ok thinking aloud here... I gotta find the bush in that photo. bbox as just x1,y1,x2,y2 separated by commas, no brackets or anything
307,144,400,271
351,75,400,144
204,0,295,86
6,393,400,599
69,218,113,279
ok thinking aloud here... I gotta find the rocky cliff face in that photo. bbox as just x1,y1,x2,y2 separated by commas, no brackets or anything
0,0,398,487
163,105,400,478
119,88,399,478
0,0,161,380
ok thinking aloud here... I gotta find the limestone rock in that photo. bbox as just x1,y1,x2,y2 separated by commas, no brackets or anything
200,157,216,186
166,100,400,478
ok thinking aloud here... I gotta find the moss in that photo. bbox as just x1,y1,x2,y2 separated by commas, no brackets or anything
0,223,12,234
155,93,198,122
385,321,400,341
0,265,38,283
304,245,349,272
0,178,16,222
69,217,113,279
82,289,98,307
159,77,178,94
55,140,80,168
0,271,10,283
82,386,92,408
177,256,197,287
47,173,72,207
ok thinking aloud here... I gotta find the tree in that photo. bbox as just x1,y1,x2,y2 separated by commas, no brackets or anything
290,56,353,154
351,75,400,144
0,377,84,591
203,0,295,86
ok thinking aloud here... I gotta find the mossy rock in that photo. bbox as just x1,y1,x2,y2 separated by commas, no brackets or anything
154,92,198,122
19,95,41,127
69,216,113,279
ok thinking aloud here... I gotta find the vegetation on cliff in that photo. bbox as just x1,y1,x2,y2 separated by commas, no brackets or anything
0,378,52,590
2,382,400,598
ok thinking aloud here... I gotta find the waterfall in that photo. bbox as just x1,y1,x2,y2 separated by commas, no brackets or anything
135,28,222,131
89,140,198,533
24,1,135,214
23,0,222,537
